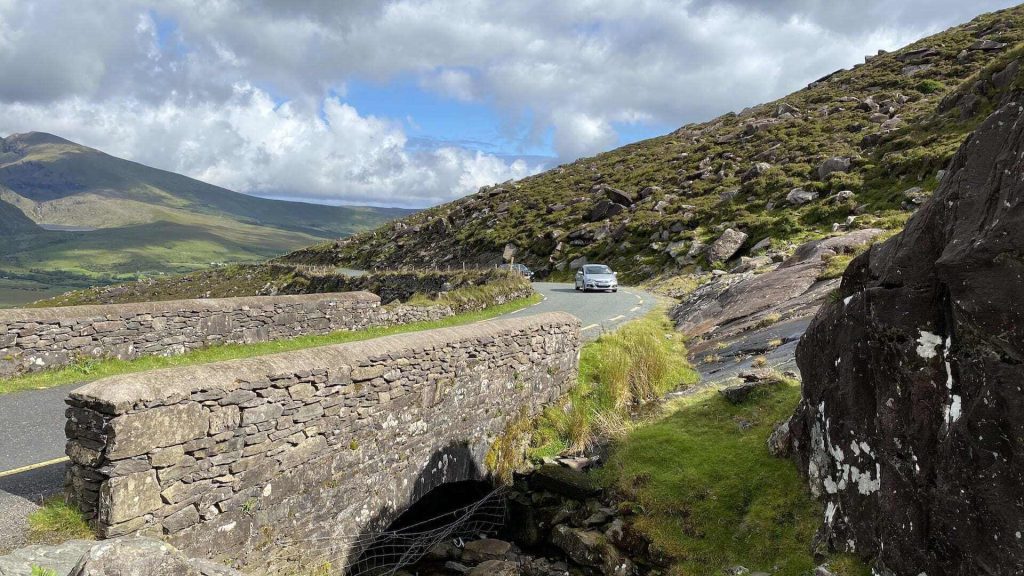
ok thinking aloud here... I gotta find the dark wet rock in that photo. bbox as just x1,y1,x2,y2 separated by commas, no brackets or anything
719,381,770,404
461,539,511,564
468,560,517,576
551,525,605,567
790,100,1024,576
530,464,601,500
767,416,794,458
588,199,628,222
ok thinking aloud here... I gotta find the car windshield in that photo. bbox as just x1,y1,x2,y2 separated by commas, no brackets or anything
583,265,612,274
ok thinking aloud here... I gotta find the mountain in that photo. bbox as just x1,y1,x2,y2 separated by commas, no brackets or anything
0,133,414,304
286,6,1024,283
0,132,412,238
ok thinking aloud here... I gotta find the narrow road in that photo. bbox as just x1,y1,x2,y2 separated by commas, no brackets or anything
0,282,656,499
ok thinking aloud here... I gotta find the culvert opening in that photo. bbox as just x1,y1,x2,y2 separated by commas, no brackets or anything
347,480,506,576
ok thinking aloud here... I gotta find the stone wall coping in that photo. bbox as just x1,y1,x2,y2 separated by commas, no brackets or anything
0,291,381,323
69,311,580,413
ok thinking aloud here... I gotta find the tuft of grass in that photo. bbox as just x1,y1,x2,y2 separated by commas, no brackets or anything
30,567,57,576
0,293,540,396
599,380,870,576
529,310,698,458
26,497,95,545
754,312,782,329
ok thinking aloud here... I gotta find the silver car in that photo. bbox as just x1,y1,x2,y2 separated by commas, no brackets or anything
575,264,618,292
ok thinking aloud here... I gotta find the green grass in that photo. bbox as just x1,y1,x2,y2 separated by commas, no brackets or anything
30,567,58,576
0,293,540,396
26,497,95,545
529,310,699,457
599,380,869,576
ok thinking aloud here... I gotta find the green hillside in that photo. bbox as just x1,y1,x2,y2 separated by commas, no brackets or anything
0,132,411,238
290,6,1024,282
0,132,414,306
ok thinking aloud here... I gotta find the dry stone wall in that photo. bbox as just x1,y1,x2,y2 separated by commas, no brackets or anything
64,312,580,574
0,292,463,376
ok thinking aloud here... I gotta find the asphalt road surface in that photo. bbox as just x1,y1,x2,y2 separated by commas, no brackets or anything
0,282,657,501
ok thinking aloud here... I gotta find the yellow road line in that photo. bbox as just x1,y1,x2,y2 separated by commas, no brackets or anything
582,323,600,331
608,315,625,322
629,306,640,312
0,456,69,479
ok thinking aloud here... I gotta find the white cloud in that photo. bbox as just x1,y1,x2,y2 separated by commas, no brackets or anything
0,85,539,207
0,0,1018,207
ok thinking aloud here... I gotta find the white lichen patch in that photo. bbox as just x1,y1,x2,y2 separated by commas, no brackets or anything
825,501,838,524
916,330,943,359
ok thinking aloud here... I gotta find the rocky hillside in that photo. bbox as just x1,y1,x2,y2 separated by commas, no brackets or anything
790,83,1024,575
292,6,1024,283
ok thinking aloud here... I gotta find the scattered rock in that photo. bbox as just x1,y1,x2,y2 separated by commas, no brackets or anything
601,185,635,206
468,560,517,576
588,199,627,222
551,525,605,567
817,157,851,180
719,379,772,404
767,416,793,458
741,162,772,183
901,64,933,76
461,539,511,564
786,188,818,205
70,537,201,576
969,39,1007,51
708,228,748,262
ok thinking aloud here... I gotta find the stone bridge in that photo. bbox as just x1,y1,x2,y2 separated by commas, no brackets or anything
64,312,580,574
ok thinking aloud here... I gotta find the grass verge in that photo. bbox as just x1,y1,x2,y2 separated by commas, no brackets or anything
0,293,540,396
26,497,95,545
599,378,869,576
529,310,699,459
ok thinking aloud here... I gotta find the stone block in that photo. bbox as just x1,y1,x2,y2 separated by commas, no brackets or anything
100,470,162,525
108,404,209,459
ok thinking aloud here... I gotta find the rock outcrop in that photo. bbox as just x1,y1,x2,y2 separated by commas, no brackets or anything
790,100,1024,575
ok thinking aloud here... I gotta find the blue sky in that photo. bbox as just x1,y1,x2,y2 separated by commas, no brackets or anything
0,0,1018,208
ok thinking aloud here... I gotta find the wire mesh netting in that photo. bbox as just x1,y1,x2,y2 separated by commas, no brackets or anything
277,486,509,576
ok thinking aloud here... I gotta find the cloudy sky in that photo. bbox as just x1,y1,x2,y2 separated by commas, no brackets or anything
0,1,1017,208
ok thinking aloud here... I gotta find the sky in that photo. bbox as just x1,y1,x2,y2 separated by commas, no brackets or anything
0,1,1018,208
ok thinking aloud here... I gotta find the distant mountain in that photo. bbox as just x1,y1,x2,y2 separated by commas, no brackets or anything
0,133,414,304
0,132,412,238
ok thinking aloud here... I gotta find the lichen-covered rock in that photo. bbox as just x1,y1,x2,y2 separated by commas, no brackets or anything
707,228,748,262
790,99,1024,575
70,537,200,576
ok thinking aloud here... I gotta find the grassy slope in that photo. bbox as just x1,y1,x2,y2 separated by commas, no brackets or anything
0,133,413,303
0,292,540,396
0,132,412,238
601,382,867,576
298,6,1024,282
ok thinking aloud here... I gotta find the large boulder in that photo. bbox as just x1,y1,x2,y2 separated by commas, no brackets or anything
71,537,200,576
790,100,1024,575
707,228,748,262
